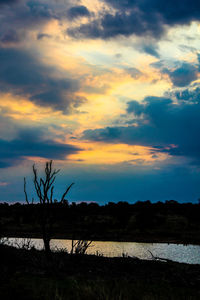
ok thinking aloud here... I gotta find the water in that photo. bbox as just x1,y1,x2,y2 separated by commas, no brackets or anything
4,237,200,265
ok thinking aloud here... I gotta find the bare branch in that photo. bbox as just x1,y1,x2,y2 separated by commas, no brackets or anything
24,177,29,205
50,186,54,204
33,164,43,203
61,183,74,203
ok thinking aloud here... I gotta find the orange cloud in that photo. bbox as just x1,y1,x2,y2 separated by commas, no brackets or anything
68,141,169,165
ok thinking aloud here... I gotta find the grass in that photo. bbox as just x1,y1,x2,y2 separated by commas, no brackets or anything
1,244,200,299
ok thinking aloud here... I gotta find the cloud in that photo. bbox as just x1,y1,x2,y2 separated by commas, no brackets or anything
0,30,22,45
0,0,57,45
0,127,81,168
37,33,52,40
163,62,199,87
141,44,160,58
166,86,200,103
125,67,143,79
0,0,18,5
26,1,56,19
0,182,9,186
67,13,163,39
67,5,90,20
82,94,200,164
0,48,84,112
0,0,76,46
126,100,144,115
0,111,81,168
104,0,200,25
197,53,200,71
67,0,200,39
0,113,20,140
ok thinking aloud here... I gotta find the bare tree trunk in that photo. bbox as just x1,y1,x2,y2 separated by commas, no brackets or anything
43,236,51,257
24,160,74,260
41,205,51,258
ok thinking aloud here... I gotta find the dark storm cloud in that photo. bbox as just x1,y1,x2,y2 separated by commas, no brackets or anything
163,63,198,87
0,0,56,31
126,100,144,115
166,86,200,103
0,0,18,4
67,11,164,39
0,0,74,46
151,59,199,87
68,0,200,39
104,0,200,24
0,48,83,112
26,1,56,19
67,5,90,19
0,30,21,44
0,127,81,168
197,53,200,71
83,94,200,164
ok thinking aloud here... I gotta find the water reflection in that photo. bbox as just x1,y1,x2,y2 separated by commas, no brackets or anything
5,238,200,265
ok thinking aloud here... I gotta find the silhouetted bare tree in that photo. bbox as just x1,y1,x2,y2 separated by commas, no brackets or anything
24,160,74,257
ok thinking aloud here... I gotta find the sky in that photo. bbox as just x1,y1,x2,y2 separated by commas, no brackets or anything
0,0,200,204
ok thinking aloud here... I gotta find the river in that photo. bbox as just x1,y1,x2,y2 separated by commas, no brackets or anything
5,237,200,264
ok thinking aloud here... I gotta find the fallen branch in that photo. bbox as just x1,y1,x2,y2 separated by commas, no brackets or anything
148,250,173,263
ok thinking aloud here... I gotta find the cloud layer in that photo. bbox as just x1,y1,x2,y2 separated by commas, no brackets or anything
83,90,200,164
0,0,200,204
0,126,80,168
68,0,200,39
0,48,84,112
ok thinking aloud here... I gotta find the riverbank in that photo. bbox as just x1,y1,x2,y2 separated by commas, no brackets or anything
5,236,200,264
1,244,200,299
4,231,200,246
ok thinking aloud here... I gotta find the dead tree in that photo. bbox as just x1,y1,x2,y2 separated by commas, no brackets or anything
24,160,74,257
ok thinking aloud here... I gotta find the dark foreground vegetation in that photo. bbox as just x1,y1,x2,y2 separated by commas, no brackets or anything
1,162,200,299
1,200,200,244
1,243,200,300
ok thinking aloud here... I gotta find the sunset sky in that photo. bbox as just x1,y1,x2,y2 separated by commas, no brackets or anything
1,0,200,203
